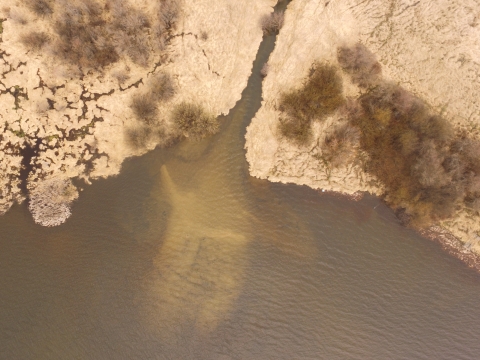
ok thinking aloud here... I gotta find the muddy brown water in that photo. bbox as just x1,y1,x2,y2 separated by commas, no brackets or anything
2,2,480,359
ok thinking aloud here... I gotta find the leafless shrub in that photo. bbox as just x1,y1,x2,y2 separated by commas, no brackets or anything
278,115,312,146
125,124,152,150
466,197,480,212
411,140,450,187
261,10,284,34
149,72,175,102
278,62,345,145
339,97,363,120
28,177,78,226
20,31,49,51
200,30,208,41
322,122,360,168
25,0,53,17
130,94,158,124
158,0,180,31
260,63,269,77
337,43,382,87
21,0,180,73
112,69,130,85
171,102,219,140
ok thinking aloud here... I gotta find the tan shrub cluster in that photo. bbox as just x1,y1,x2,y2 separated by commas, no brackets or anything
340,44,480,227
126,72,177,149
171,102,219,140
260,10,284,35
20,0,180,71
278,63,345,145
321,120,360,169
337,43,382,87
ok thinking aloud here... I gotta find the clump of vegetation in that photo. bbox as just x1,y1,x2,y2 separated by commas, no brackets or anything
278,63,345,145
129,72,175,125
260,63,269,77
126,72,177,149
337,43,382,87
112,69,130,85
150,72,175,102
130,94,158,125
125,123,177,150
200,30,208,41
20,31,49,51
261,10,284,35
339,44,480,227
321,120,360,168
125,124,153,149
21,0,180,72
171,102,218,140
25,0,53,17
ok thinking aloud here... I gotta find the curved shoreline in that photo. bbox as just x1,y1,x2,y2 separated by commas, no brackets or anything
245,0,480,271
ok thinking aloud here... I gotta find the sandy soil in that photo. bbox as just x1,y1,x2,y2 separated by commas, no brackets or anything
0,0,275,224
245,0,480,260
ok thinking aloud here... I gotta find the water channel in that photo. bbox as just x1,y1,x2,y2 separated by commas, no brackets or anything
1,1,480,358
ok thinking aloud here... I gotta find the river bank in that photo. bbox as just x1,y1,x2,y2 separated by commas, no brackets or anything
0,0,275,224
245,0,480,269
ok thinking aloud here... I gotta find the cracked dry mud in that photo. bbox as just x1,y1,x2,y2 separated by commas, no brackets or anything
0,0,276,224
245,0,480,262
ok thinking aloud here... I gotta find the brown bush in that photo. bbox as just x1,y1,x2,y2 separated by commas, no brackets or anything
347,79,480,227
125,125,153,150
22,0,180,72
25,0,53,17
149,72,175,102
20,31,49,51
278,115,312,145
278,63,345,145
337,43,382,87
130,94,158,124
171,102,219,140
261,10,284,35
321,122,360,168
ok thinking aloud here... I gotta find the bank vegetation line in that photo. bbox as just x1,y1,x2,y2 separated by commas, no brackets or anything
276,43,480,231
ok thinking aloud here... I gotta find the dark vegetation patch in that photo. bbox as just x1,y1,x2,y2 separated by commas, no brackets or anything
277,42,480,227
337,44,480,227
129,72,175,124
126,72,177,149
320,118,360,169
261,10,284,35
130,94,158,125
337,43,382,87
171,102,218,140
278,63,345,145
25,0,54,17
125,123,176,150
20,31,49,51
22,0,180,71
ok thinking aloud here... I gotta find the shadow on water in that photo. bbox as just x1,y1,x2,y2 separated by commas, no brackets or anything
2,0,480,359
